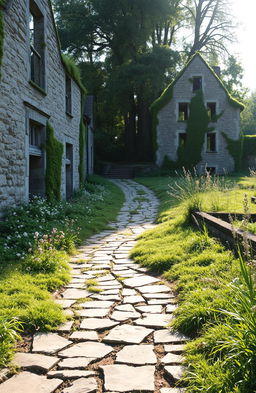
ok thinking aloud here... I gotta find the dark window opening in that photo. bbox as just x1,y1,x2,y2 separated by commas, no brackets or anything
207,102,216,120
206,167,216,175
29,122,42,147
30,1,45,88
29,155,45,198
193,76,202,92
179,133,187,147
178,103,188,121
65,75,72,114
207,133,216,152
66,143,73,199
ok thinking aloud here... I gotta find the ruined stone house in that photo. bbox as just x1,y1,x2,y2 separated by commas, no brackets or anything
152,53,244,174
0,0,89,214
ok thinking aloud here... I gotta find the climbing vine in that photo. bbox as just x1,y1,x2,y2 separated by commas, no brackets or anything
45,122,63,202
222,132,243,172
177,89,213,168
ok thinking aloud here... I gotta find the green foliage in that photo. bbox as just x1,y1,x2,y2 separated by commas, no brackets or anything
45,122,63,202
22,250,68,274
61,54,86,93
222,132,243,172
221,55,248,101
0,318,22,368
132,175,256,392
241,91,256,134
178,89,212,168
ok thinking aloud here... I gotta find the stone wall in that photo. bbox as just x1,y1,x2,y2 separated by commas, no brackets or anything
0,0,82,213
156,55,241,174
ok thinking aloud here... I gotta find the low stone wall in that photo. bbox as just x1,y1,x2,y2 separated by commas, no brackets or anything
193,211,256,253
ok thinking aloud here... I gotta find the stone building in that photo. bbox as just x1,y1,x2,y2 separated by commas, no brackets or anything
152,53,244,174
0,0,88,214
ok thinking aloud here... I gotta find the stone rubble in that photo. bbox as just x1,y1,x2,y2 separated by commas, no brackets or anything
2,180,188,392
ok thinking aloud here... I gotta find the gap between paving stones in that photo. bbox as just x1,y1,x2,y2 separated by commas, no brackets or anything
1,180,188,393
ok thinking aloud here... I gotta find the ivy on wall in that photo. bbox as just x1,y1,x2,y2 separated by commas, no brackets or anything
177,89,213,168
45,122,63,202
222,132,243,172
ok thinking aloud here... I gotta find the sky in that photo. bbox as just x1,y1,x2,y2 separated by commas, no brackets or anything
231,0,256,92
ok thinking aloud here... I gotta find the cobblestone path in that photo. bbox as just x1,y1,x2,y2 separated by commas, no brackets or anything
0,180,187,393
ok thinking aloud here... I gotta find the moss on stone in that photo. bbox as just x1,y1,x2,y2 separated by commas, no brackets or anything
222,132,243,172
45,122,63,202
61,54,86,94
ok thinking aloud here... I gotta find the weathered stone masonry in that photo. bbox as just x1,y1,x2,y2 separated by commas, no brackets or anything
0,0,82,213
155,54,242,174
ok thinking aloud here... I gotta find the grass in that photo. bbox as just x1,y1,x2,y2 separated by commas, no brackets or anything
0,176,124,368
132,172,256,393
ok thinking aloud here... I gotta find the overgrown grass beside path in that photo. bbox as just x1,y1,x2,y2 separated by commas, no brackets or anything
0,176,124,368
131,172,256,393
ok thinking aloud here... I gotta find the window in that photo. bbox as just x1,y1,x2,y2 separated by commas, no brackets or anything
206,167,216,175
178,103,188,121
66,143,73,199
29,120,45,197
207,102,216,121
178,133,187,147
65,75,72,114
29,122,42,147
30,1,45,88
193,76,202,92
206,132,216,152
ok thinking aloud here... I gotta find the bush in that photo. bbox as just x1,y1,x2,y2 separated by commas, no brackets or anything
22,250,68,274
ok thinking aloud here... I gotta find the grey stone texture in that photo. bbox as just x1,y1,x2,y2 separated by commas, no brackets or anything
0,0,84,213
155,54,242,174
0,372,62,393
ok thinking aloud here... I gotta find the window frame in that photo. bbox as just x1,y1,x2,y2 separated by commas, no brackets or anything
65,75,72,116
207,102,217,121
206,131,217,153
178,102,189,122
192,76,202,92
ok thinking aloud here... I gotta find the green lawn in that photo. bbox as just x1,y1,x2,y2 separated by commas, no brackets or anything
132,173,256,393
0,176,124,368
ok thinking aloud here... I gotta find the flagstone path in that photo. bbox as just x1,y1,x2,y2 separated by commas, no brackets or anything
0,180,188,393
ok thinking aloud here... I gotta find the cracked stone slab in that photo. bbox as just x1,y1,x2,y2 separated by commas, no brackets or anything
100,289,120,295
148,299,173,305
90,294,121,301
14,353,59,373
61,377,98,393
101,365,155,392
164,344,186,353
79,300,115,308
47,370,95,380
123,276,159,288
143,293,174,299
80,318,118,330
166,304,178,313
58,357,95,369
0,372,62,393
58,341,113,358
135,313,171,328
115,344,157,365
154,330,189,344
123,295,145,304
76,308,109,318
55,299,76,308
115,304,136,312
32,333,72,354
160,389,186,393
161,353,184,364
110,310,141,322
164,366,184,381
56,321,74,332
103,324,153,344
138,285,171,294
70,331,98,342
122,288,137,296
135,305,162,314
62,289,90,299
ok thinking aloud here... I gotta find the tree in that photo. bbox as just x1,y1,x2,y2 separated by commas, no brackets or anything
221,55,248,101
181,0,235,58
241,92,256,135
54,0,179,161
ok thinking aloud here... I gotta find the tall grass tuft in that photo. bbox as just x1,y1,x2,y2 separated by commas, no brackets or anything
0,318,23,368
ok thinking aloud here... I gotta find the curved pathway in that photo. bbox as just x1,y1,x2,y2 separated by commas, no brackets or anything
1,180,187,393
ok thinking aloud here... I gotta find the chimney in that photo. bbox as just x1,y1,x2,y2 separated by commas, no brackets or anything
213,66,221,77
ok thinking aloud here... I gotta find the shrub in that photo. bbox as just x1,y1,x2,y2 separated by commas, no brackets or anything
0,318,23,368
22,250,68,274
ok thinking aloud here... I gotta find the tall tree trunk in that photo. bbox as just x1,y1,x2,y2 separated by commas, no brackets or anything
124,94,137,161
136,95,152,162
